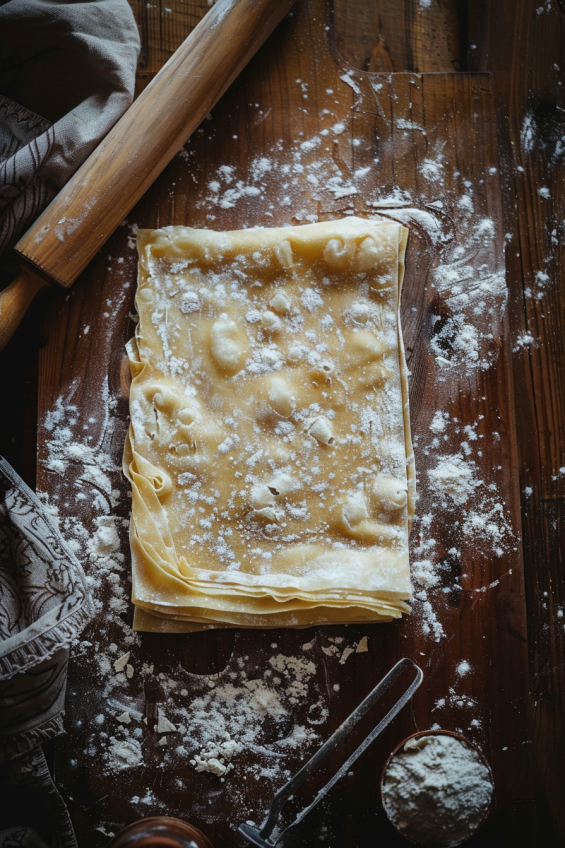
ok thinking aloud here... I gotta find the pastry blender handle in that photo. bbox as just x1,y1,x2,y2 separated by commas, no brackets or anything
238,656,424,847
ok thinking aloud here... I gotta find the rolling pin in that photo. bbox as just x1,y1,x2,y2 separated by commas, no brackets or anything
0,0,296,352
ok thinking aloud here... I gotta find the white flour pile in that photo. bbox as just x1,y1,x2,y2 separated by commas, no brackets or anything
179,652,320,780
381,734,493,847
100,645,324,800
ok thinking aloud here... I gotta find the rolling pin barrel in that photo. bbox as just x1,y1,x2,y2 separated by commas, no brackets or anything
0,0,295,350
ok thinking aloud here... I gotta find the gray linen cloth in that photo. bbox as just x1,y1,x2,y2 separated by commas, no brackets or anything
0,458,93,848
0,0,140,253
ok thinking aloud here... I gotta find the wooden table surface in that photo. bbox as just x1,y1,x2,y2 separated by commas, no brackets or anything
0,1,564,847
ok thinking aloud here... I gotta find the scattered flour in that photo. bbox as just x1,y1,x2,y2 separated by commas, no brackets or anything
39,383,332,821
412,559,441,589
37,82,515,821
430,316,479,370
412,405,514,643
39,382,131,628
107,738,143,771
421,157,444,183
433,688,478,712
428,455,479,505
513,331,537,352
192,739,241,776
167,651,322,789
430,411,447,434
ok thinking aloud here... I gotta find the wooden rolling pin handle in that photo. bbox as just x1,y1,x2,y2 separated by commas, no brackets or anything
0,269,48,352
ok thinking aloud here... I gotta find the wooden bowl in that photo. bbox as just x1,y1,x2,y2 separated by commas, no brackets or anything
106,817,215,848
379,730,494,847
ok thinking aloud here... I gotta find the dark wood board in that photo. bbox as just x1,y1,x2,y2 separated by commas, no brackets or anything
333,0,460,75
466,2,565,844
35,1,531,846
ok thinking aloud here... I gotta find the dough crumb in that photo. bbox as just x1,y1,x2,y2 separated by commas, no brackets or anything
322,645,339,657
156,711,177,734
356,636,369,653
113,652,130,673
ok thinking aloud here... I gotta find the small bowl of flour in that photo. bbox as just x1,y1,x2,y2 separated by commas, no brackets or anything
380,730,494,847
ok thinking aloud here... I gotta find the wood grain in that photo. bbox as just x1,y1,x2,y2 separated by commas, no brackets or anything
333,0,460,73
34,1,533,846
466,1,565,843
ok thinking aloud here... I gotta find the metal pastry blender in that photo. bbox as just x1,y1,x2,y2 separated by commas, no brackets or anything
239,657,424,848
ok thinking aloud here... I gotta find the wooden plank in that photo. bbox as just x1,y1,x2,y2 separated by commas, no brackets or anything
333,0,460,73
467,1,565,844
130,0,210,93
35,0,531,845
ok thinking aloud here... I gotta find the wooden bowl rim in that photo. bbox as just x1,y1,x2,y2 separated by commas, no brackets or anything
379,729,495,847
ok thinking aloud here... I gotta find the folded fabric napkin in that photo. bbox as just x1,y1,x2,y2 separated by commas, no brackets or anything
0,458,93,847
0,2,138,842
0,0,140,254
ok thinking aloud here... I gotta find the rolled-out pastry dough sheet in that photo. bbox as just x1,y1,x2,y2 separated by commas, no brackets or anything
124,217,414,631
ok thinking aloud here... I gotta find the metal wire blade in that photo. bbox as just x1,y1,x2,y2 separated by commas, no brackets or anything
238,657,423,847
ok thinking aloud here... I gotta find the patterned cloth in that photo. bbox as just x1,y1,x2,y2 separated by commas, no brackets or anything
0,4,139,840
0,0,140,254
0,458,93,847
0,3,139,841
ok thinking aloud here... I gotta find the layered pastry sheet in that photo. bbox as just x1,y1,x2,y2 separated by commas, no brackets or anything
124,217,414,631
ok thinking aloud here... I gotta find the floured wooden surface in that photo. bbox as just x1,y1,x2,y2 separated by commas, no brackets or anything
36,0,529,845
